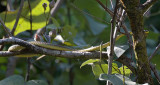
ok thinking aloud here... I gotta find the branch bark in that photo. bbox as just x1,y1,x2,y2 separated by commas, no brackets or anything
0,37,136,74
141,0,158,13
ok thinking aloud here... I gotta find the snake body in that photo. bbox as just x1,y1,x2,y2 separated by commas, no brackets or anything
8,41,110,52
8,31,149,57
8,32,135,57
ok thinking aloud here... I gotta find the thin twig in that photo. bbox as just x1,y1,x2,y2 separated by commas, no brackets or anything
67,3,74,85
0,18,12,37
7,0,14,11
96,0,113,16
25,0,32,81
4,0,8,23
149,43,160,61
107,1,119,85
49,0,63,24
11,0,24,35
122,64,125,85
108,0,119,75
25,57,31,81
141,0,158,13
150,63,160,84
50,0,63,17
110,0,114,9
28,0,33,37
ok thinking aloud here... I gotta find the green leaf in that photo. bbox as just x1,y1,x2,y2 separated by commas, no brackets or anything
61,25,77,43
0,0,50,35
0,75,24,85
92,64,108,78
114,45,129,58
119,66,132,75
92,63,119,78
112,63,120,74
73,0,105,18
151,54,160,70
85,15,107,35
50,17,60,27
147,31,160,41
0,57,7,63
26,80,48,85
46,24,57,29
107,45,129,58
99,74,149,85
80,59,100,68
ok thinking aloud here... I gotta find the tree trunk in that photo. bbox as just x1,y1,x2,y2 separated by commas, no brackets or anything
120,0,154,84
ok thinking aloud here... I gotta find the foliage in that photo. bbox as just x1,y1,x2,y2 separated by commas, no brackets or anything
0,0,50,35
99,74,149,85
0,75,48,85
0,0,160,85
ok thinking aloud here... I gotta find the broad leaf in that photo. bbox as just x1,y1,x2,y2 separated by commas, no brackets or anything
0,75,24,85
119,66,132,75
85,15,107,35
92,63,119,78
80,59,100,68
26,80,48,85
114,45,129,58
61,25,77,43
92,64,108,78
50,17,60,27
0,75,48,85
99,74,149,85
0,0,50,35
107,45,129,58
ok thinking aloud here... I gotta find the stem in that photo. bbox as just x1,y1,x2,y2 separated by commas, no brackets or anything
11,0,24,36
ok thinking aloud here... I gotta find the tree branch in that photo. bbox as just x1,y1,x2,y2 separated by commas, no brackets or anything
108,0,119,75
149,43,160,61
150,63,160,84
50,0,63,17
96,0,113,16
0,37,137,74
0,37,107,59
141,0,158,13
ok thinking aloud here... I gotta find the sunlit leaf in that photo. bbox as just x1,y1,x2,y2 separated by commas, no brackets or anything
119,66,132,75
91,63,119,78
92,64,108,78
0,0,50,35
80,59,100,68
